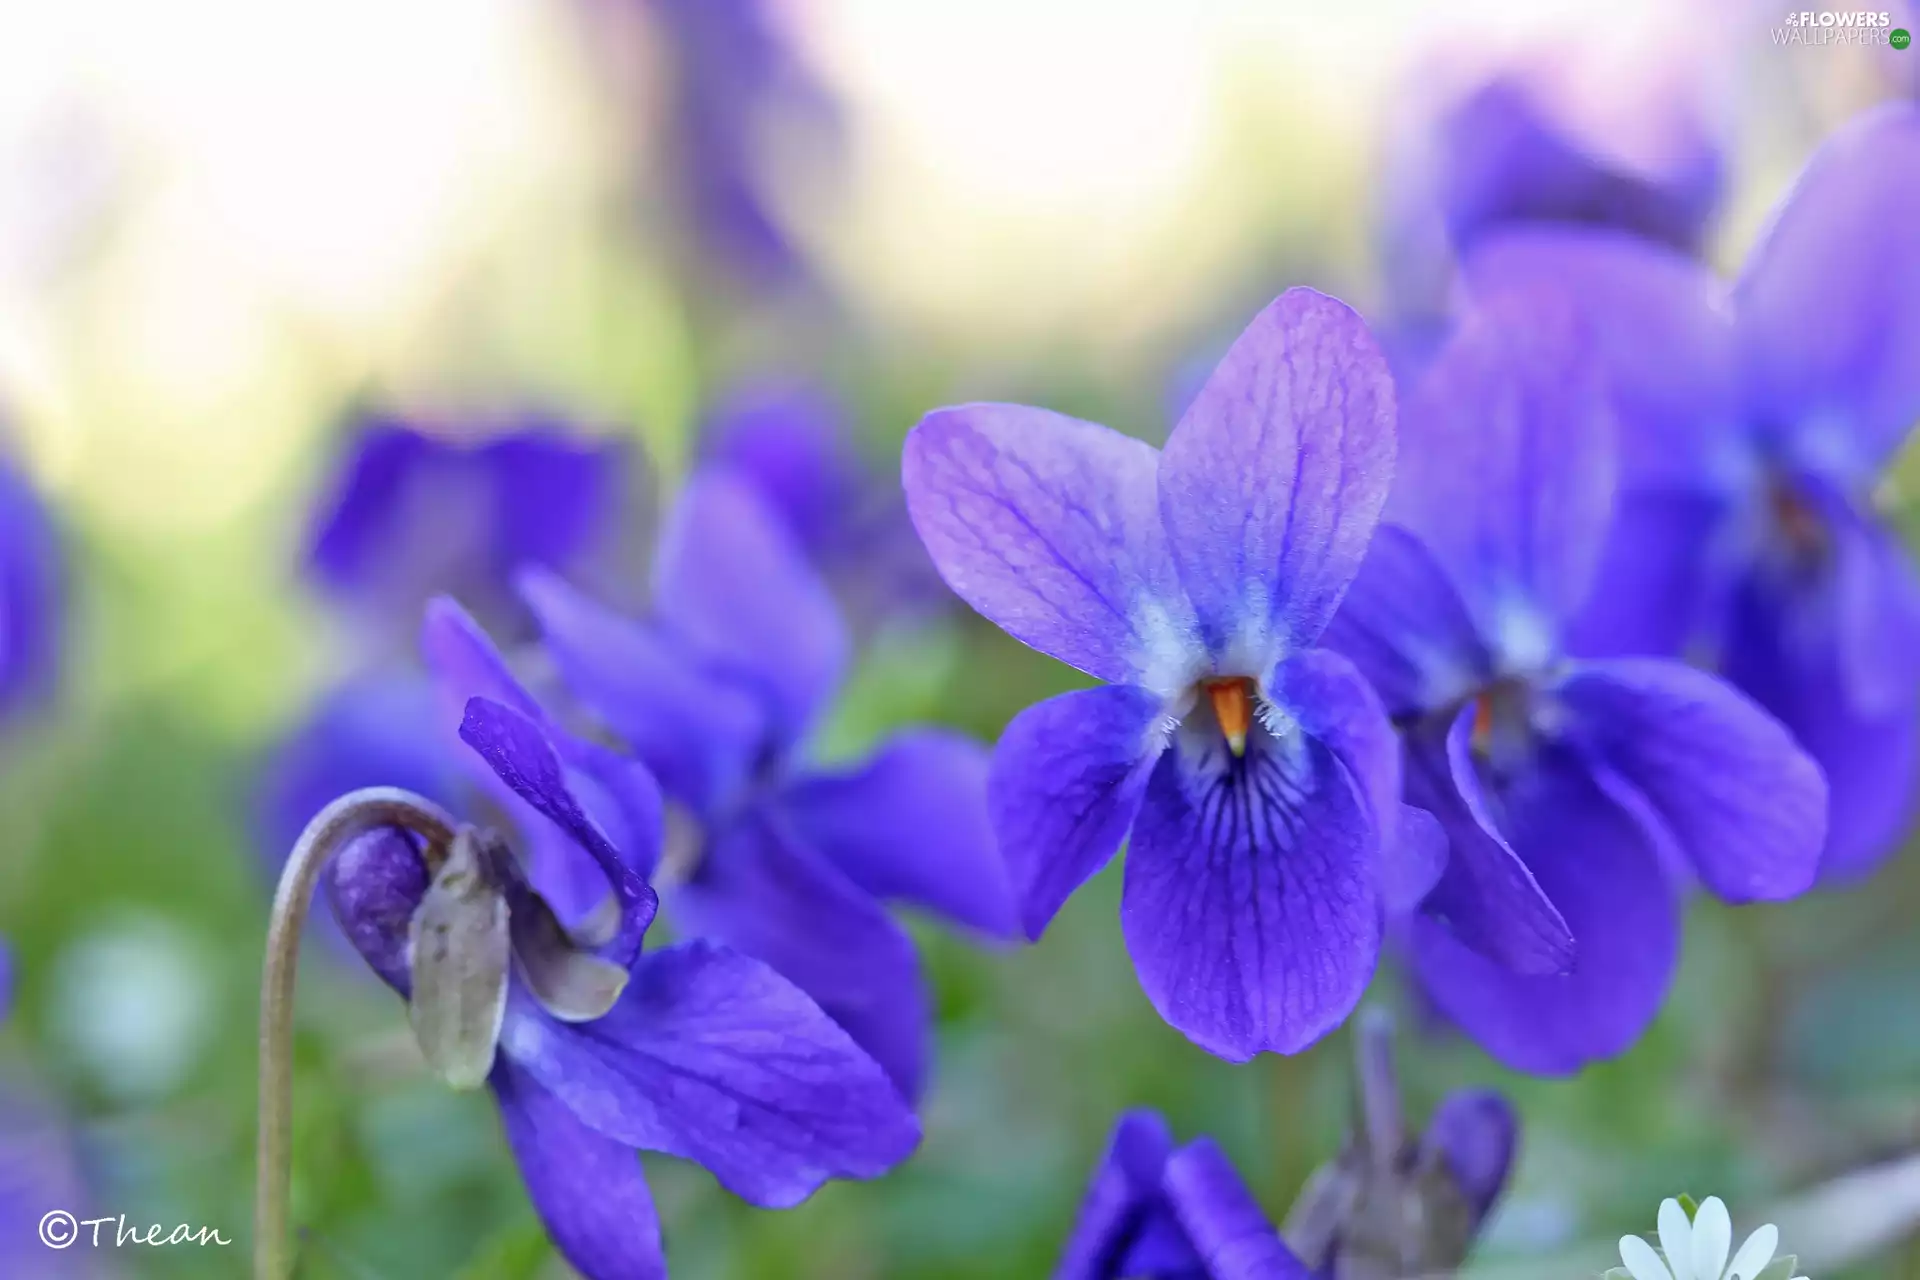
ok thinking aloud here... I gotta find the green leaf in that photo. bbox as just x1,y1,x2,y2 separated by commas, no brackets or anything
810,623,964,762
453,1218,553,1280
1677,1193,1700,1221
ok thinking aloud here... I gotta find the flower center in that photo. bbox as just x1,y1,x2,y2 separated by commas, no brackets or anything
1201,676,1255,758
1467,677,1538,778
1767,475,1830,566
1470,690,1497,749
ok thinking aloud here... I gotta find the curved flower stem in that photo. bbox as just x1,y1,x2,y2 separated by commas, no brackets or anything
255,787,456,1280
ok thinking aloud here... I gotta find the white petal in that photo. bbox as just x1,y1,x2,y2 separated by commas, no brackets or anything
1659,1200,1697,1280
1726,1224,1779,1279
1691,1197,1732,1280
1620,1235,1677,1280
407,839,510,1091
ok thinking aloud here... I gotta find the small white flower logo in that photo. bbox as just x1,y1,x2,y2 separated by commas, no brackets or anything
1615,1197,1807,1280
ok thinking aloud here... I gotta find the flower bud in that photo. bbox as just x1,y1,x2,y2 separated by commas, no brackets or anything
324,827,430,993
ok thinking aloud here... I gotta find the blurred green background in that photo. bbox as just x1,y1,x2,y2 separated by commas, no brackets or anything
2,0,1919,1275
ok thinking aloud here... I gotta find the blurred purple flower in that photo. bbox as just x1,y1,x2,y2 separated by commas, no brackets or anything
418,598,675,940
258,674,458,863
1055,1110,1311,1280
702,383,861,551
325,691,917,1279
269,410,632,939
304,412,628,644
1321,290,1827,1076
1284,1011,1517,1275
0,450,56,1068
1463,102,1920,882
1430,77,1722,256
902,288,1415,1063
635,0,841,288
1377,74,1723,369
518,469,1013,1100
0,454,60,721
0,925,92,1277
258,594,657,945
701,381,950,627
0,1080,101,1278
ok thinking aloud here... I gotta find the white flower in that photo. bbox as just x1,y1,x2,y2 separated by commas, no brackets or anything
1616,1197,1808,1280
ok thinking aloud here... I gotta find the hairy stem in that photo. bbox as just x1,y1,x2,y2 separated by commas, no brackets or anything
256,787,456,1280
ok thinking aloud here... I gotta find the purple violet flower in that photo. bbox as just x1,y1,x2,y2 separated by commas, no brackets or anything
1426,76,1722,258
418,597,674,937
701,381,951,628
902,288,1419,1062
0,1079,99,1278
1053,1016,1519,1280
323,685,919,1278
640,0,840,288
271,413,632,942
1377,74,1723,381
0,450,60,721
1283,1012,1517,1276
305,412,628,643
702,382,865,555
515,468,1014,1100
1055,1110,1312,1280
257,604,646,938
0,439,58,1060
258,674,460,865
1461,102,1920,882
1320,288,1828,1075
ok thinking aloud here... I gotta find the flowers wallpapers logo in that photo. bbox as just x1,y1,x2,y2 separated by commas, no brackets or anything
1772,8,1908,43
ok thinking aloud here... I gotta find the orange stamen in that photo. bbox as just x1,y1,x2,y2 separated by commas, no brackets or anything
1770,482,1826,558
1472,692,1495,751
1204,677,1253,757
